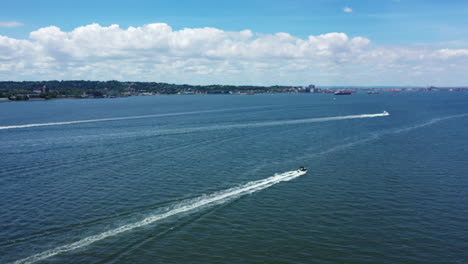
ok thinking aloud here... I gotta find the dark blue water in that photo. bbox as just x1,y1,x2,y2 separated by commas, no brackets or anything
1,93,467,264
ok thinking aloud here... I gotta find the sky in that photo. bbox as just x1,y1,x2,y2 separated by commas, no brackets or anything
1,0,468,86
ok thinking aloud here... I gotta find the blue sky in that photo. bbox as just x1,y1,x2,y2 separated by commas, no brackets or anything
1,0,468,85
3,0,468,45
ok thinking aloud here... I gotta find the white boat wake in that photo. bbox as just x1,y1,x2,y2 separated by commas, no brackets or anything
0,111,390,148
13,170,306,264
0,106,268,130
128,111,390,137
0,111,389,131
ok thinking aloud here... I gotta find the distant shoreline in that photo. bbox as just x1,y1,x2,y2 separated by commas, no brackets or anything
1,80,467,102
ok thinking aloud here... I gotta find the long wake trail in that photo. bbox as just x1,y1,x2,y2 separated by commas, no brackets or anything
236,111,389,128
12,170,306,264
1,111,388,131
1,111,389,148
83,111,391,139
0,106,267,130
136,111,389,136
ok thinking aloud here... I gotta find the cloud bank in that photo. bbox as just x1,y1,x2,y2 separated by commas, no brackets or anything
0,23,467,85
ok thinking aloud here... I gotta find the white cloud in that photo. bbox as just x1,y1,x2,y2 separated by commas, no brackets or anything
343,7,353,13
21,23,371,62
0,21,23,27
0,22,467,86
435,48,468,59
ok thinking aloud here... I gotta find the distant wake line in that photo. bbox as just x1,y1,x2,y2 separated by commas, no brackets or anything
0,106,267,130
13,170,306,264
0,111,390,148
245,111,389,127
66,111,390,141
0,111,388,131
147,111,390,135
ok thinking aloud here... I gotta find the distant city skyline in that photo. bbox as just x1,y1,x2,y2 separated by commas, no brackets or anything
1,0,467,86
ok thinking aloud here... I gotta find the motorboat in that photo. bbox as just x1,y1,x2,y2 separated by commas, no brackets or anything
298,166,308,173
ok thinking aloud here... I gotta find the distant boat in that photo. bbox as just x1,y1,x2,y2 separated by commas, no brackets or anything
298,167,308,173
368,91,379,94
334,90,352,95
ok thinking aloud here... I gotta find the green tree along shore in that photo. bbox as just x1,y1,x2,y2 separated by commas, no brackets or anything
0,81,299,100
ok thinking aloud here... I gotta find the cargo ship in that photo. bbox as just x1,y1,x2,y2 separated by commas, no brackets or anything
334,90,352,95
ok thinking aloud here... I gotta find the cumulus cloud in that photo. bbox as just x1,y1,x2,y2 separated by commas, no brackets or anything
343,7,353,13
435,48,468,59
23,23,370,61
0,21,23,27
0,22,467,85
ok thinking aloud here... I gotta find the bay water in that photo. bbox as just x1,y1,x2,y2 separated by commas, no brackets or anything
1,93,467,263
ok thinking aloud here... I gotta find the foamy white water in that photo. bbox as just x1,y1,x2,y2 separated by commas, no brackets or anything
135,111,390,136
241,111,389,127
0,111,390,148
98,111,391,139
13,170,305,264
0,106,268,130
